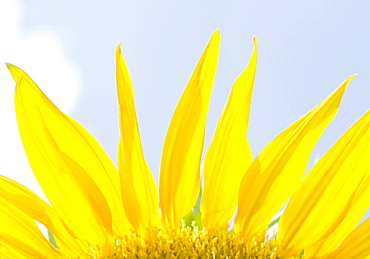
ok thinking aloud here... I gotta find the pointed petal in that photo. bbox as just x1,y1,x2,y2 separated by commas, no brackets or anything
278,110,370,257
201,37,257,229
0,174,86,257
9,64,117,248
305,171,370,258
115,44,159,235
0,198,64,259
327,217,370,259
7,64,130,240
234,75,356,239
159,29,220,228
7,64,131,239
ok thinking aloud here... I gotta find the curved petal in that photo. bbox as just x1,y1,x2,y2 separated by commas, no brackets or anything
0,242,28,259
7,64,131,239
278,110,370,257
8,64,116,250
0,174,86,257
234,75,356,239
305,170,370,258
160,29,220,228
116,44,159,235
201,37,257,229
0,198,64,259
327,217,370,259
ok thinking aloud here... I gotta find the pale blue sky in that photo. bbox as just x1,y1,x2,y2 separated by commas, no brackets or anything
19,1,370,182
3,1,370,195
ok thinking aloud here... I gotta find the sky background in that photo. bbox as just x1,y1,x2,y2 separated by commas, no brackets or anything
0,1,370,216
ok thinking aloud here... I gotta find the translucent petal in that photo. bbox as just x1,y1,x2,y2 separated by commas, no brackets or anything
0,242,28,259
160,29,220,228
7,63,131,239
327,217,370,259
116,44,159,235
9,64,115,249
0,174,86,257
201,37,257,229
305,169,370,258
278,110,370,257
0,198,64,259
234,75,356,239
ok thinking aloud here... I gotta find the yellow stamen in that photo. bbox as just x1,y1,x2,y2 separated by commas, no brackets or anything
84,221,300,259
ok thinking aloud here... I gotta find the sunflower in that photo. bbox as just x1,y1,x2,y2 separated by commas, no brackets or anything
1,29,370,259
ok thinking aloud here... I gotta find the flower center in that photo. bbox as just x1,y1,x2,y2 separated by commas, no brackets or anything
93,222,297,259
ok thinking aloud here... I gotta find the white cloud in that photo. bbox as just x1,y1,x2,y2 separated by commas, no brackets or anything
0,0,81,201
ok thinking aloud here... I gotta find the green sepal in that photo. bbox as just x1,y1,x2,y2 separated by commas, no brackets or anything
183,186,202,229
48,230,59,248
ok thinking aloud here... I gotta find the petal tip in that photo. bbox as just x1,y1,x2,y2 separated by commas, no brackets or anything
344,74,357,84
211,28,221,40
5,63,21,82
252,36,258,45
5,62,15,71
115,42,122,59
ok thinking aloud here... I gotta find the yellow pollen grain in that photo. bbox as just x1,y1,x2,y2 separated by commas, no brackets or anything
86,221,300,259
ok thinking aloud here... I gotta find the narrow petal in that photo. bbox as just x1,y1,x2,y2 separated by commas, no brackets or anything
305,171,370,258
0,242,28,259
0,174,86,257
7,64,131,239
327,217,370,258
8,65,117,249
201,37,257,229
116,44,159,235
0,198,64,259
278,110,370,257
160,29,220,228
234,75,356,239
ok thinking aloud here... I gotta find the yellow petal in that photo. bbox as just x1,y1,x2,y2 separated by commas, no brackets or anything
234,75,356,239
0,174,86,257
305,170,370,258
327,217,370,259
201,37,257,229
9,64,117,249
159,29,220,228
7,64,131,238
0,198,64,259
278,110,370,257
116,44,159,235
0,242,28,259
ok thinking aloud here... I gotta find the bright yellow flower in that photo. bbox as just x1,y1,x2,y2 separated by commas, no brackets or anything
1,29,370,259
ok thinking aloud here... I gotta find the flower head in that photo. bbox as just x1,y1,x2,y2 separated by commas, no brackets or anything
2,29,370,259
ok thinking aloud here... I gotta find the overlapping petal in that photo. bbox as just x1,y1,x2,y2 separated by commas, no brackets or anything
278,109,370,257
8,64,125,251
305,166,370,258
0,198,63,259
327,217,370,258
0,242,28,259
201,37,257,229
234,75,356,240
7,64,130,239
159,29,220,228
0,175,85,257
116,43,159,235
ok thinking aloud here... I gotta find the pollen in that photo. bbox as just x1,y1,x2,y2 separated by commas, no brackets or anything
95,221,299,259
